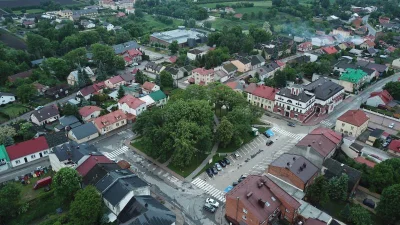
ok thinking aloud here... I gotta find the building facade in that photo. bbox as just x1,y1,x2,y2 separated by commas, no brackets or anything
246,84,278,112
335,109,369,137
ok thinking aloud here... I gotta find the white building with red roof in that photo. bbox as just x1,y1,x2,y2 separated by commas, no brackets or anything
245,83,278,112
366,90,395,107
93,109,127,135
105,75,125,89
190,67,215,85
141,81,160,94
79,105,102,122
298,42,312,52
388,140,400,156
118,94,146,116
335,109,369,137
6,136,50,167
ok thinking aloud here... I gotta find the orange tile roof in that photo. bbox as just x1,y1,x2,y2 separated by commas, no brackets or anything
354,157,376,168
79,105,102,117
93,109,127,129
118,94,145,109
337,109,369,126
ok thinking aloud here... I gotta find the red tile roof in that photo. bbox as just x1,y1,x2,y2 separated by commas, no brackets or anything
337,109,369,126
234,13,242,18
276,60,285,67
321,46,338,55
363,40,375,47
107,75,124,84
8,70,33,82
305,218,327,225
79,105,102,117
142,81,155,91
352,17,362,28
354,156,376,168
296,134,336,157
118,94,145,109
123,56,132,62
226,81,240,90
310,127,342,145
79,85,96,97
369,90,393,105
116,12,126,17
76,155,112,176
299,42,312,49
6,136,49,160
388,140,400,153
192,67,214,76
169,56,177,63
93,109,127,130
94,81,106,91
132,68,139,74
387,46,396,53
127,49,142,57
248,85,278,101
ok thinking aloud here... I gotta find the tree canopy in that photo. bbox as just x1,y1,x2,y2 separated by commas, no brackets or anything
305,176,329,206
0,183,21,223
376,184,400,224
53,167,81,202
69,185,103,225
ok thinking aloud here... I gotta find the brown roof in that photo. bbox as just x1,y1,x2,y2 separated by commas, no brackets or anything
244,83,257,93
118,94,145,109
107,75,124,84
79,105,102,117
354,156,376,168
8,70,33,82
248,85,278,101
142,81,155,91
270,153,319,183
305,218,327,225
192,67,214,76
226,175,300,223
296,134,336,158
93,109,127,129
309,127,342,145
337,109,369,126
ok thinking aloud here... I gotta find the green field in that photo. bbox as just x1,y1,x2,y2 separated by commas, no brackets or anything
0,103,30,118
13,9,44,15
142,14,183,34
168,153,208,178
198,1,272,9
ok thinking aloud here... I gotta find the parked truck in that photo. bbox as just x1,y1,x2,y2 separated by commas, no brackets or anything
33,176,52,190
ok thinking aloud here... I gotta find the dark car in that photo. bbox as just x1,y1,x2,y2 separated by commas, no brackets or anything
266,140,274,146
218,160,226,167
232,181,238,187
363,198,375,209
223,157,231,165
238,175,247,183
203,203,216,213
263,132,270,138
206,168,213,178
211,167,218,175
287,122,296,127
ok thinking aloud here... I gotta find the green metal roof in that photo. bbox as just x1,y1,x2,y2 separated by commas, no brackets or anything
339,69,367,83
0,145,10,162
149,90,167,101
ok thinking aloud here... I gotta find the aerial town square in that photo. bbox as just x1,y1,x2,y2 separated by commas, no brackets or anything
0,0,400,224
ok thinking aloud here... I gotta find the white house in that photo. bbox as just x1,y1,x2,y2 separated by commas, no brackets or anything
0,92,16,105
392,58,400,69
187,48,207,60
67,67,95,86
141,82,160,94
118,94,147,116
30,105,60,126
79,105,102,122
6,137,50,167
68,123,99,144
93,109,127,135
104,22,114,31
139,95,156,108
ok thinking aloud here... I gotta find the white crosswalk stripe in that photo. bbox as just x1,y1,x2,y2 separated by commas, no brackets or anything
191,177,226,203
102,145,129,160
271,127,306,141
320,120,334,127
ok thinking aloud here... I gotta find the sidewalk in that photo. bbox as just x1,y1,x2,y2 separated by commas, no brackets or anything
125,139,185,181
185,141,219,182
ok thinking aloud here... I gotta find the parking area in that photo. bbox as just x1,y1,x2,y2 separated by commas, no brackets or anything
191,126,307,201
364,111,399,135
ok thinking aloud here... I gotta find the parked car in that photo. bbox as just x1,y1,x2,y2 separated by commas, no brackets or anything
206,168,213,178
287,122,296,127
203,203,216,213
389,123,395,128
382,142,389,148
369,154,383,161
232,181,238,187
223,157,231,165
232,153,240,159
210,167,218,175
263,132,270,138
215,163,222,171
35,106,44,111
266,140,274,146
218,160,226,167
238,175,247,183
206,198,220,208
363,198,376,209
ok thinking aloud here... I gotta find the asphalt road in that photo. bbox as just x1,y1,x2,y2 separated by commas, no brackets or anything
0,157,50,183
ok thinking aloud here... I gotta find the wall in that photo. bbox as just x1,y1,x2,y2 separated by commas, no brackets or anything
247,94,275,112
335,120,369,137
225,196,262,225
268,166,307,190
96,119,127,135
68,130,99,144
339,80,355,93
11,149,50,167
49,153,63,172
0,96,15,105
118,102,146,116
83,111,101,122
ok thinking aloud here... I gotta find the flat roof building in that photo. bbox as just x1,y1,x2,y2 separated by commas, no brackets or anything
150,27,207,47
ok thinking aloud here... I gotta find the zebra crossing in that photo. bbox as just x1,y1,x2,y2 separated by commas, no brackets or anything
118,130,134,139
271,127,306,141
102,145,129,160
191,177,226,203
320,120,334,127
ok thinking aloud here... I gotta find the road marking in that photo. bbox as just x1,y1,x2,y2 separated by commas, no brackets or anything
191,178,226,203
101,146,129,160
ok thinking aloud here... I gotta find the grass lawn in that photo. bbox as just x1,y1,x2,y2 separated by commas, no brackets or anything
198,1,271,8
142,14,183,34
13,9,44,15
131,139,169,163
193,154,225,179
0,103,30,118
168,153,208,178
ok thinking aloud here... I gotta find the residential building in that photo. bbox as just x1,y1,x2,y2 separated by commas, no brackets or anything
187,48,207,60
245,84,278,112
335,109,369,137
0,145,10,171
360,40,376,49
356,60,388,76
366,90,394,107
149,90,168,107
225,175,301,225
103,22,114,31
8,70,33,83
119,73,135,85
333,61,358,74
214,70,229,83
67,67,95,86
221,63,238,77
77,82,105,100
297,42,312,52
55,115,82,131
354,157,376,168
296,133,339,161
113,41,140,55
366,128,384,146
139,95,156,108
273,85,316,122
150,27,207,47
322,158,362,194
33,83,49,95
125,49,142,62
339,69,368,92
6,137,49,167
250,55,266,70
141,81,160,94
105,75,126,89
303,78,344,116
0,92,15,105
256,61,281,81
93,109,127,135
118,94,146,116
49,141,99,171
190,67,215,85
267,153,319,191
392,58,400,69
226,81,246,92
81,20,95,29
58,10,73,18
231,57,251,72
68,123,99,143
388,140,400,156
45,84,70,99
30,105,60,126
71,9,98,19
332,27,351,38
79,105,102,122
321,46,338,55
144,62,165,74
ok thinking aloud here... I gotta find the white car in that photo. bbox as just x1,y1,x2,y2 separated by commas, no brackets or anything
215,163,222,171
389,123,395,128
206,198,219,208
35,106,44,110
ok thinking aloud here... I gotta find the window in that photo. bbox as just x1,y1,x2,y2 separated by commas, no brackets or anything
286,209,290,213
340,129,343,132
243,208,248,214
242,215,247,220
116,123,119,127
122,120,124,124
31,155,36,159
342,123,345,126
43,151,48,154
349,132,353,135
351,126,354,130
15,160,20,164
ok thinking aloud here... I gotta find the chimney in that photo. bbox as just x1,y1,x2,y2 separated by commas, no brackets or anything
246,192,253,198
293,157,296,161
306,144,311,158
258,199,265,208
303,162,306,168
258,182,264,188
287,162,290,167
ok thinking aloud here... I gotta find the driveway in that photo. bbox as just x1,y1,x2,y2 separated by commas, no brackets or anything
364,110,400,135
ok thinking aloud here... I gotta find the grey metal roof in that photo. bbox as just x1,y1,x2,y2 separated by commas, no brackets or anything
59,116,80,127
31,105,60,122
118,196,176,225
370,128,384,138
270,153,319,183
151,28,206,44
334,61,357,69
288,146,324,169
322,158,362,193
350,143,363,151
70,123,98,140
72,9,98,16
82,163,121,186
304,78,344,101
251,55,265,66
0,92,15,97
277,87,314,103
31,58,45,66
102,175,148,206
45,131,69,148
52,141,97,163
113,41,140,55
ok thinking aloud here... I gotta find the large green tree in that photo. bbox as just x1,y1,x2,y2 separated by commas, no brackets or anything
169,40,179,54
118,85,125,99
376,184,400,224
63,47,87,67
305,176,329,206
91,43,120,73
160,70,174,88
42,57,70,80
135,70,146,84
69,186,103,225
349,205,372,225
53,167,81,202
369,158,400,193
0,183,20,223
26,33,53,57
0,125,16,146
216,117,234,147
16,84,37,103
328,174,348,201
383,81,400,100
